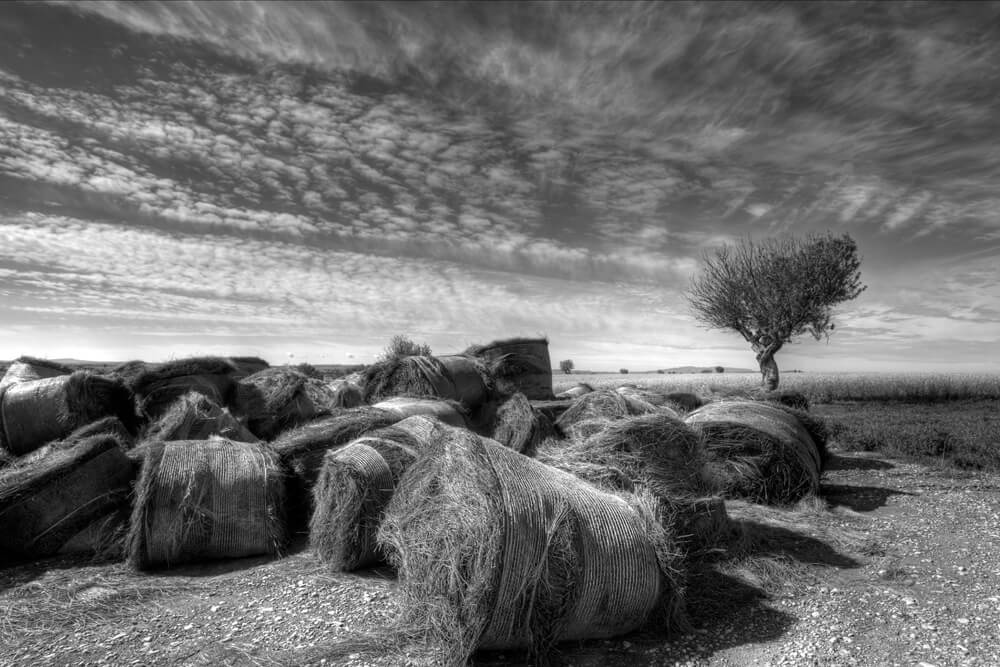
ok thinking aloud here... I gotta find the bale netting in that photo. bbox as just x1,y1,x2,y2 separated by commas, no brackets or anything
235,366,349,440
362,354,488,407
143,391,258,443
554,383,594,400
464,337,554,400
378,424,686,665
486,392,556,457
537,413,707,501
371,397,468,428
0,433,134,564
132,356,240,420
127,438,285,570
0,371,137,457
310,434,419,571
554,389,660,436
0,355,73,392
684,401,821,505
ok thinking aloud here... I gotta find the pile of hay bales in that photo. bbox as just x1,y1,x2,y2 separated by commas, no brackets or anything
685,400,821,505
235,366,349,440
361,354,488,407
463,337,554,400
127,438,285,570
0,371,137,457
379,424,685,664
131,357,241,420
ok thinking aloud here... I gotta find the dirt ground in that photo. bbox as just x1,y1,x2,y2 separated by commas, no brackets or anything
2,445,999,667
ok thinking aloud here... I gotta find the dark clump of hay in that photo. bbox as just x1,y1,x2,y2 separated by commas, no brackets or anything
58,504,132,561
333,382,364,409
104,359,149,389
361,354,489,407
664,392,706,414
143,391,259,443
66,416,135,446
226,356,270,378
685,401,821,505
270,407,403,535
464,337,554,400
235,367,346,441
127,438,286,570
310,432,419,571
1,371,138,457
0,433,134,564
131,356,239,420
674,496,741,559
376,424,686,665
485,392,555,457
537,413,707,501
554,389,660,436
0,355,73,391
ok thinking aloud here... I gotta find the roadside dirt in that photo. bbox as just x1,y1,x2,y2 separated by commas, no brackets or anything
2,446,999,667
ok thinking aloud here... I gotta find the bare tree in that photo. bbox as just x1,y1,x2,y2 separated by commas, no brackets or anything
686,233,865,390
559,359,574,374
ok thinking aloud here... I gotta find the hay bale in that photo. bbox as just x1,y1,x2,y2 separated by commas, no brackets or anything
371,397,468,428
379,425,685,663
310,433,419,571
0,356,72,392
332,382,364,409
362,355,488,407
58,505,131,561
464,337,554,400
538,413,706,500
132,357,239,419
674,496,740,557
0,371,137,457
554,389,659,435
143,392,259,443
684,401,821,505
236,367,346,440
438,355,489,407
487,392,555,456
616,386,676,409
764,403,830,467
127,438,285,570
226,356,270,378
104,360,149,389
0,434,134,564
554,383,594,400
664,392,705,414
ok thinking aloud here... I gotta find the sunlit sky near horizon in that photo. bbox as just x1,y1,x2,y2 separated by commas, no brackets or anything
2,1,1000,373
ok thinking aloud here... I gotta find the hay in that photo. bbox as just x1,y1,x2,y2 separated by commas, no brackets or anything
438,355,489,407
143,391,259,443
362,354,489,406
764,403,830,467
236,367,346,440
379,425,685,664
759,390,810,411
371,397,468,428
132,356,239,419
226,356,270,378
0,433,134,564
105,360,148,389
0,371,137,457
537,413,707,500
685,401,821,505
310,434,418,571
554,383,594,400
616,386,677,409
554,389,659,435
674,496,740,558
0,356,72,392
333,382,364,409
664,392,705,414
464,337,554,400
58,505,131,561
487,392,555,456
127,438,285,570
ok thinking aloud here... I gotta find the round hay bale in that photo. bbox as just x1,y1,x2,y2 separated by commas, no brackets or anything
143,392,259,443
379,425,685,663
332,382,364,409
438,355,489,407
235,367,343,440
371,397,468,428
226,356,270,378
464,337,554,400
488,392,554,456
362,355,487,407
0,433,134,564
554,383,594,400
554,389,659,435
310,435,418,571
126,438,286,570
663,392,705,414
684,401,821,505
104,360,149,389
0,356,72,392
0,372,137,457
616,386,676,409
132,357,239,420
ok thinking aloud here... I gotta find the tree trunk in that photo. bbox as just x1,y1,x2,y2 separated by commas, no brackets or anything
756,349,779,391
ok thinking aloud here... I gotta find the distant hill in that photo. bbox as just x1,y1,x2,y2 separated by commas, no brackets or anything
562,366,757,374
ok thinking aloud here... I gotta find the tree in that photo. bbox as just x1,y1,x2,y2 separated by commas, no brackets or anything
559,359,574,374
686,232,866,390
620,368,629,374
380,334,432,361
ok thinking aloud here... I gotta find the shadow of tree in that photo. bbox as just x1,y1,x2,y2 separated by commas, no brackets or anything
820,483,914,512
825,454,894,471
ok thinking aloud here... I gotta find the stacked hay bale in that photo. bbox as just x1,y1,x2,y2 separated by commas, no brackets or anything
554,389,664,439
554,382,594,400
236,366,356,441
361,354,488,407
463,337,554,400
0,433,134,564
127,438,285,569
371,396,468,428
142,391,258,443
226,356,270,378
0,371,137,457
485,392,556,457
379,424,685,664
0,356,72,392
131,357,240,420
663,392,705,414
684,400,821,505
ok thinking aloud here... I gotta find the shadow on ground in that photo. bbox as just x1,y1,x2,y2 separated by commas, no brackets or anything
825,454,894,471
821,483,914,512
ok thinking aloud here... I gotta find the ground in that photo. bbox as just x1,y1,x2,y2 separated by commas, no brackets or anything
2,442,999,666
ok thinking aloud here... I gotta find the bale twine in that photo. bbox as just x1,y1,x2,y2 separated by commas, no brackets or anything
487,392,554,456
379,425,685,663
144,392,259,443
310,435,418,571
0,434,134,564
464,337,554,400
554,383,594,400
684,401,821,505
132,356,239,420
371,397,468,428
0,371,137,457
554,389,659,436
127,438,285,570
236,367,344,440
0,356,72,392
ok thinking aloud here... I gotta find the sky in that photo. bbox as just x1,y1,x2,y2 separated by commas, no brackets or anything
1,1,1000,373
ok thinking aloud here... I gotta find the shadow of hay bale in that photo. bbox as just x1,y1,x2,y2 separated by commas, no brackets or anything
819,483,913,512
823,453,894,471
